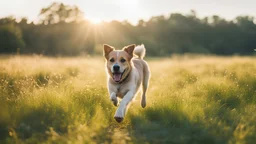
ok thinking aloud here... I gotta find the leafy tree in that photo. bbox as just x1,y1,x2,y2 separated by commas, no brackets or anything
0,24,25,53
39,2,84,24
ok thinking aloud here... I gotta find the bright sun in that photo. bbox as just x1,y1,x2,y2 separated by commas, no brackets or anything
90,18,102,24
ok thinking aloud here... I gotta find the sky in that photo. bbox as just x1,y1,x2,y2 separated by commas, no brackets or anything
0,0,256,24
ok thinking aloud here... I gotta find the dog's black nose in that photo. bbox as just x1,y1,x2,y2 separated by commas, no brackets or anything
113,65,120,71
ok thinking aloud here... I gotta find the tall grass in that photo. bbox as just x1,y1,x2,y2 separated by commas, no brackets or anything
0,55,255,143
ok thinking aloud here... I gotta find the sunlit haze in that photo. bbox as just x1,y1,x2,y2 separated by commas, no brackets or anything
0,0,256,24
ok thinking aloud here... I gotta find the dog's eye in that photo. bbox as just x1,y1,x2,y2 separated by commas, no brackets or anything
120,58,126,63
110,58,115,62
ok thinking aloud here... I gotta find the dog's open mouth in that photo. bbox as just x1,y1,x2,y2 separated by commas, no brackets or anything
113,70,125,82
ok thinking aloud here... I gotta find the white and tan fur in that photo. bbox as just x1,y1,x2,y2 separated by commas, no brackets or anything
103,44,150,123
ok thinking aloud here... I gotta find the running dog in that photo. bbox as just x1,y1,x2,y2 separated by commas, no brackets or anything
103,44,150,122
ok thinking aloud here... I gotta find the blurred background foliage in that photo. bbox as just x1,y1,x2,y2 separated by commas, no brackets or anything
0,2,256,56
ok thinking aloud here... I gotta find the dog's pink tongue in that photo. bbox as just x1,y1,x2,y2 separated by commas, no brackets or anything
113,74,121,82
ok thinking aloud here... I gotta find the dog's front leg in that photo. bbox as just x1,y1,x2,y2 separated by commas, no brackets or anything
110,92,118,106
114,90,135,123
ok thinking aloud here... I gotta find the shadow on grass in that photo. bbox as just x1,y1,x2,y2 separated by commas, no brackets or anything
128,106,222,144
15,104,68,140
0,104,68,143
0,101,10,141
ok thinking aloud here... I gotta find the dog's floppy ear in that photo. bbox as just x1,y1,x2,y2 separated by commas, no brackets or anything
123,44,135,57
103,44,114,59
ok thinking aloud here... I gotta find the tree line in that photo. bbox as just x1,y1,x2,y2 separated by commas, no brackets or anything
0,2,256,56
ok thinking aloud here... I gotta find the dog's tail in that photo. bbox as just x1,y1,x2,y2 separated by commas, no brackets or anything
134,44,146,59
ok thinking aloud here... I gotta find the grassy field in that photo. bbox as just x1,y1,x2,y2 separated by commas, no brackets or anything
0,55,256,144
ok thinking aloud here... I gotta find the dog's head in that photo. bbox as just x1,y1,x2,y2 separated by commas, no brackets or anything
103,44,135,83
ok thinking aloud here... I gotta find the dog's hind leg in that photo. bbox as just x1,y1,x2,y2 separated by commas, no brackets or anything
141,65,150,108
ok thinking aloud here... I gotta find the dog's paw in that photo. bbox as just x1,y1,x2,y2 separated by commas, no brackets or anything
110,92,118,106
114,109,124,123
141,100,146,108
110,96,118,106
114,116,124,123
141,97,146,108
